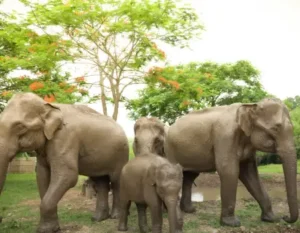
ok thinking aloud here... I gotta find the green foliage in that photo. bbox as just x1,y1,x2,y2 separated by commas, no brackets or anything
127,60,269,124
284,95,300,111
0,13,89,106
18,0,203,120
289,105,300,159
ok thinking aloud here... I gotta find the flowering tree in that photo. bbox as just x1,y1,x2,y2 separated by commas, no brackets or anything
127,61,269,124
0,15,89,109
20,0,203,120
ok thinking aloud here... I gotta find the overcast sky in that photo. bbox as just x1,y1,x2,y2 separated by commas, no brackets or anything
1,0,300,137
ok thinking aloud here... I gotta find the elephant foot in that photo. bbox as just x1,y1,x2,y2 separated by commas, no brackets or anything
220,216,241,227
36,222,61,233
118,224,128,231
139,225,150,233
180,202,196,213
91,210,110,222
261,212,279,223
110,209,119,219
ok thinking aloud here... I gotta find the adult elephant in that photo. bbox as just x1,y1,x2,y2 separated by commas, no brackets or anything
0,93,129,233
133,117,166,156
164,98,298,227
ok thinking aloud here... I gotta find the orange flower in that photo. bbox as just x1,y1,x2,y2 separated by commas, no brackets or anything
50,42,57,47
182,100,191,106
1,91,11,97
197,87,203,94
75,76,85,83
157,76,167,83
28,47,35,53
65,86,76,93
151,42,157,49
79,89,88,95
168,80,180,90
154,66,164,72
204,73,213,79
44,94,56,103
148,66,164,74
74,11,85,15
27,32,37,37
158,49,166,59
59,82,67,87
29,82,44,91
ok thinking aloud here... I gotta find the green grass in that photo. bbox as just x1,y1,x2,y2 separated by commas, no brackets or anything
128,138,135,159
258,160,300,174
1,159,300,232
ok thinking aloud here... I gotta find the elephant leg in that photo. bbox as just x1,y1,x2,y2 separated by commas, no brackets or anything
110,179,120,219
180,171,199,213
176,201,184,231
239,159,277,222
136,203,148,233
36,157,50,199
218,166,240,227
149,198,163,233
117,199,131,231
91,175,110,222
37,170,78,233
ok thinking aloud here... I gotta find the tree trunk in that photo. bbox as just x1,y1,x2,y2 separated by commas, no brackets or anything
112,95,120,121
100,73,108,116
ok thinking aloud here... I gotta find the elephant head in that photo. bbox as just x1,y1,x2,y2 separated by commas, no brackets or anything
133,117,166,156
0,93,63,195
147,160,183,233
236,98,298,223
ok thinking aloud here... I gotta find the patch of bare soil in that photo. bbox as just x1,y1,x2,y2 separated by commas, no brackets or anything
195,173,300,187
16,174,300,233
60,224,82,232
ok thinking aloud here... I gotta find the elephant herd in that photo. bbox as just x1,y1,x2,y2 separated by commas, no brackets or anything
0,92,298,233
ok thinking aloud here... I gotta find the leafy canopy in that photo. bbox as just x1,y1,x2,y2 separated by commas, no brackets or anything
19,0,203,120
126,60,269,124
0,9,90,109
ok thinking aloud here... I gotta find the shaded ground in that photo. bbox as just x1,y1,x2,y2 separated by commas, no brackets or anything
0,173,300,233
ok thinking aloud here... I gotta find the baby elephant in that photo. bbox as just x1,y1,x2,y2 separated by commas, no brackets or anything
118,154,183,233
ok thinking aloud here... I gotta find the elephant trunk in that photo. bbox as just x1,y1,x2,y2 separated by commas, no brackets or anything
0,156,9,195
165,197,183,233
277,133,299,223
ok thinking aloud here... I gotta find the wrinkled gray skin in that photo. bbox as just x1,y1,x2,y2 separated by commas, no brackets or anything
165,98,298,227
0,93,129,233
118,154,183,233
133,117,166,157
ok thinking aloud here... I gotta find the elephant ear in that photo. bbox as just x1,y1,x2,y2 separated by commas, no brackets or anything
146,163,157,186
42,103,63,140
236,103,257,137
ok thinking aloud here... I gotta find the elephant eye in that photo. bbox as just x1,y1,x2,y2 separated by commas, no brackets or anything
154,137,160,144
13,122,27,135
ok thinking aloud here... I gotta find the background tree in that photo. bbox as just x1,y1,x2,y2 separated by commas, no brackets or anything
0,12,90,112
287,97,300,159
20,0,203,120
126,60,269,124
284,95,300,111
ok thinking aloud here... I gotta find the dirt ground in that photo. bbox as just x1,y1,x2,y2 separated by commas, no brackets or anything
18,173,300,233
